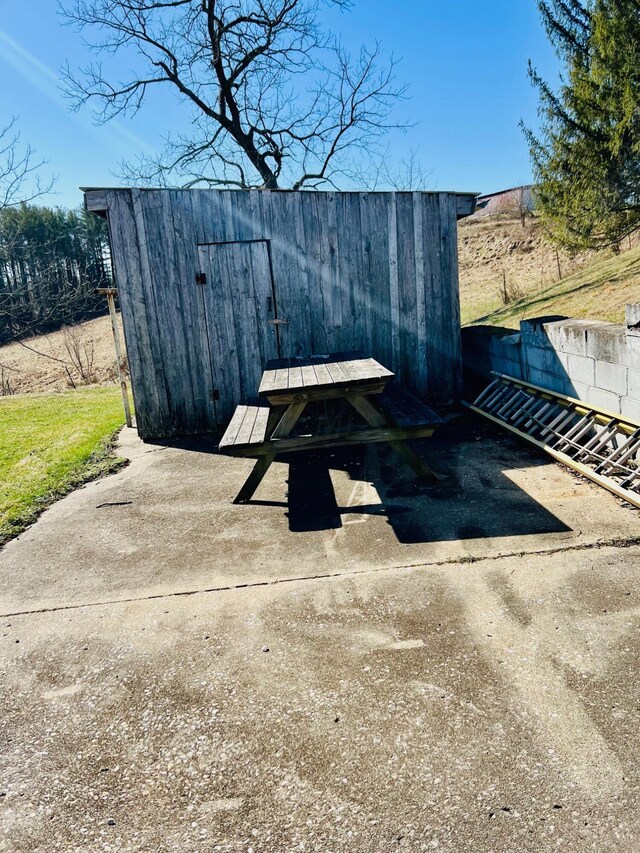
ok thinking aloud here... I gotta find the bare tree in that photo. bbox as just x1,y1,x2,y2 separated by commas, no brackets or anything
357,148,432,191
0,118,54,211
60,0,407,190
506,186,532,229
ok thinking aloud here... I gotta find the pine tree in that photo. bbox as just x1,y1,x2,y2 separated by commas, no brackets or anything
0,205,110,343
526,0,640,250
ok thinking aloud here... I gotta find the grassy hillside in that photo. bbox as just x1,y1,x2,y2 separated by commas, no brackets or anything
458,214,640,328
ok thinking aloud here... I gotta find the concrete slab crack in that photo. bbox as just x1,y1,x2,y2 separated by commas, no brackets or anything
2,535,640,619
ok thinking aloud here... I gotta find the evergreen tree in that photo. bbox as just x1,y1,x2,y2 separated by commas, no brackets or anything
0,205,111,343
526,0,640,250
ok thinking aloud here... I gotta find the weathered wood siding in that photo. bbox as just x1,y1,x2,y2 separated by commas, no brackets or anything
93,188,473,440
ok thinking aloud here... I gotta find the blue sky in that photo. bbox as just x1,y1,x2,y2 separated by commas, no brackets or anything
0,0,560,209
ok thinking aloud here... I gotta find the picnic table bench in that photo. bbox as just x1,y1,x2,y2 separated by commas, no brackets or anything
219,352,441,503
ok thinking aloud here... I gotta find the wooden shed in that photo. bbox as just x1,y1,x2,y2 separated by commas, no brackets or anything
83,188,476,440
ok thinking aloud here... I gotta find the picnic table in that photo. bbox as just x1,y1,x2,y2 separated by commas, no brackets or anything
219,352,441,504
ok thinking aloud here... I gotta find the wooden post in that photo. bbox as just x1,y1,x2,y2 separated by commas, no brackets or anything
97,287,132,428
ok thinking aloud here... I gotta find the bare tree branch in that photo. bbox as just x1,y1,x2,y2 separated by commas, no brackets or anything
60,0,409,189
0,118,55,211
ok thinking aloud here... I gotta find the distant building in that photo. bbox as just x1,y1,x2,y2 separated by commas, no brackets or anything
473,184,536,218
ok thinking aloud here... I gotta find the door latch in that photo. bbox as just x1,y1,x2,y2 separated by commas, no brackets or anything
268,318,289,325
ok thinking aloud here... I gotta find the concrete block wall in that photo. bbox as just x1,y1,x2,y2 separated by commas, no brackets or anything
462,306,640,422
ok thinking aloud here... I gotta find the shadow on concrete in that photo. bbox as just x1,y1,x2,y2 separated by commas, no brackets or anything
162,422,571,544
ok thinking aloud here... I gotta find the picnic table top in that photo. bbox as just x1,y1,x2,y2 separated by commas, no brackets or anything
258,351,394,398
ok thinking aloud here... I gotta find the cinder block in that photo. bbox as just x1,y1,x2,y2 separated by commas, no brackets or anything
585,326,629,365
620,396,640,423
523,345,552,373
625,337,640,370
567,354,596,385
628,368,640,397
527,368,566,394
595,361,628,395
567,381,589,402
492,357,523,379
587,386,621,413
543,320,597,356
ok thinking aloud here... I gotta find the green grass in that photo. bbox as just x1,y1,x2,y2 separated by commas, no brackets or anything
466,242,640,329
0,386,127,546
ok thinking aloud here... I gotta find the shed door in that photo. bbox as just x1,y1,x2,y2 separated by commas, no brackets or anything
197,240,280,424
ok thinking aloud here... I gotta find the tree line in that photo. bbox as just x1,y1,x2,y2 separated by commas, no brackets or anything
0,204,111,345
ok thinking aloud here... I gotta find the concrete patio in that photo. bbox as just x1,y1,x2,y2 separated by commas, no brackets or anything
1,422,640,851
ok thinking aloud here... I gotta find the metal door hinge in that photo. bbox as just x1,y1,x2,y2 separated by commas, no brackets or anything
195,272,207,285
268,318,289,325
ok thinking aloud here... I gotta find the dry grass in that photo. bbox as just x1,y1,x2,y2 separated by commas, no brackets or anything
0,314,125,395
458,214,640,328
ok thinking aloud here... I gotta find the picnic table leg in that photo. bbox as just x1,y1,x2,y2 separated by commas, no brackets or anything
232,401,307,503
348,394,440,484
233,453,276,504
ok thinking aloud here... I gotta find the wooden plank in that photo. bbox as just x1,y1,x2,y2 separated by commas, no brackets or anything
234,405,260,446
271,401,307,439
129,190,173,438
423,193,445,399
395,192,417,387
363,192,393,370
378,384,442,427
387,193,401,376
261,379,389,405
287,364,303,389
103,192,151,437
171,191,218,432
227,241,262,399
442,193,463,398
274,366,290,391
266,192,312,358
335,193,360,352
226,423,436,457
189,190,236,426
413,193,427,397
84,190,108,212
219,405,251,448
301,363,317,387
325,359,348,384
301,193,330,354
312,361,333,386
326,192,342,350
200,243,244,420
249,405,271,444
150,190,197,433
259,367,277,394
